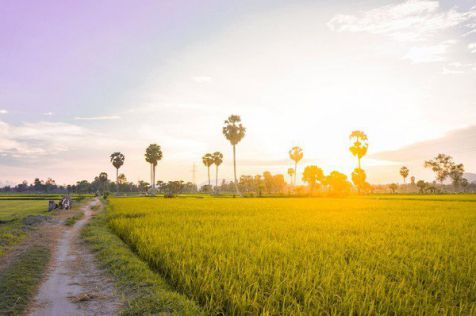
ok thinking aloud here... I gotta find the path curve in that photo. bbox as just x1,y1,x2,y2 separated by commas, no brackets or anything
29,198,120,316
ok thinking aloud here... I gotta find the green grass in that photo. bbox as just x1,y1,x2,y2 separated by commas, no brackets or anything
0,245,50,315
107,196,476,315
64,213,84,226
0,200,49,256
82,207,203,315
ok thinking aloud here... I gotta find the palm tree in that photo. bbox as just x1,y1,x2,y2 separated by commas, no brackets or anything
145,144,163,190
302,165,324,194
212,152,224,189
202,153,214,186
349,131,368,169
110,152,125,192
222,115,246,194
289,146,303,185
287,168,295,185
400,166,409,184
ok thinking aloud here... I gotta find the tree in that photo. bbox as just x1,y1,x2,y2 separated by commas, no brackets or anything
400,166,409,184
351,168,368,193
326,171,351,194
145,144,163,190
389,183,398,194
461,178,469,192
449,163,465,191
349,131,368,169
287,168,295,185
222,115,246,194
99,172,108,193
110,152,125,192
424,154,454,187
302,165,325,194
213,152,224,190
289,146,304,185
202,153,214,186
416,180,426,194
410,176,416,185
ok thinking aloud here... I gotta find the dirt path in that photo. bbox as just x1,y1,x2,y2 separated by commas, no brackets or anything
28,199,121,316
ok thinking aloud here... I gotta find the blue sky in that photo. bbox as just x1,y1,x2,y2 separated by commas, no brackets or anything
1,0,475,185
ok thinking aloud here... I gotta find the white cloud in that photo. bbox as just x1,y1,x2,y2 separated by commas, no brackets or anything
469,42,476,53
328,0,476,42
74,115,121,121
43,112,54,116
192,75,213,83
0,109,7,114
0,121,93,158
403,40,454,63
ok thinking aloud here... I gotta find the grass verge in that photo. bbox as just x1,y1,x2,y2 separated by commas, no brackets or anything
0,245,50,315
81,206,203,315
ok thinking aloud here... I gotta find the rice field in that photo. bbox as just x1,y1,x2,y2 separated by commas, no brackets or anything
107,196,476,315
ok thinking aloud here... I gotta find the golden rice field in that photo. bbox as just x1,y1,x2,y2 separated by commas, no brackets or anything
107,196,476,315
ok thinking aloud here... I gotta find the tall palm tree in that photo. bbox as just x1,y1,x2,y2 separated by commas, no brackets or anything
213,152,224,189
400,166,409,184
202,153,214,186
287,168,295,185
222,115,246,194
289,146,303,185
110,152,125,192
145,144,163,190
349,131,368,169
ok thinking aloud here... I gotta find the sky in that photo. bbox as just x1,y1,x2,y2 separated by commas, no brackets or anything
1,0,476,186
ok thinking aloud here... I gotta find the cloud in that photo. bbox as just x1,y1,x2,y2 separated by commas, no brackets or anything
0,120,94,159
74,115,121,121
370,125,476,165
403,41,454,63
0,109,7,114
192,76,213,83
328,0,476,42
469,42,476,53
43,112,54,116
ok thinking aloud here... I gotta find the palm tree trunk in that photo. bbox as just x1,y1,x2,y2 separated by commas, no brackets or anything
358,157,361,169
116,168,119,193
207,166,211,186
215,165,219,190
233,145,240,195
153,165,156,189
294,161,297,186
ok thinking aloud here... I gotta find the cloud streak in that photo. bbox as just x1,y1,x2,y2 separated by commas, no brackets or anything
327,0,476,42
74,115,121,121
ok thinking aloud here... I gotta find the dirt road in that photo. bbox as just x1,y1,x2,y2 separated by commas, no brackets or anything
29,199,121,316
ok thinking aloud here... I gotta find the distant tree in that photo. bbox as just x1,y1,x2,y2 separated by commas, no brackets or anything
99,172,108,193
410,176,416,185
213,152,224,190
302,165,325,194
461,178,469,192
349,131,368,169
145,144,163,190
222,115,246,194
117,173,127,184
326,171,351,194
137,180,150,193
289,146,304,185
424,154,454,187
400,166,409,184
389,183,398,194
449,163,465,191
416,180,426,194
202,153,214,186
287,168,295,185
351,168,368,193
110,152,125,192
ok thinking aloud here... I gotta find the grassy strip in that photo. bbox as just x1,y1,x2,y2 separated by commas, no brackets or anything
0,245,50,315
64,212,84,226
82,208,203,315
